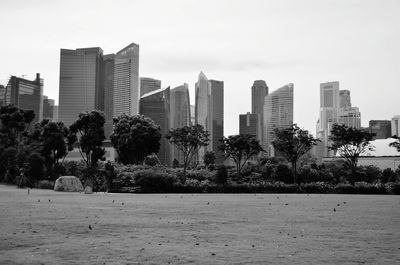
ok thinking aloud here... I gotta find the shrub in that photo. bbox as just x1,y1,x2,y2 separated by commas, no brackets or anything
301,182,332,193
37,180,54,189
274,164,292,183
215,165,228,185
381,168,398,183
144,154,161,166
184,169,212,182
134,169,177,192
385,182,400,195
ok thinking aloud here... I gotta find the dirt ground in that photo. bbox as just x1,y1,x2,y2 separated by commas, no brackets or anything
0,185,399,265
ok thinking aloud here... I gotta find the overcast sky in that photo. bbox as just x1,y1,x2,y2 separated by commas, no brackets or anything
0,0,399,136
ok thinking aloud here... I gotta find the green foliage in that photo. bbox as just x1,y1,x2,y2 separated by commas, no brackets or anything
272,124,320,184
215,165,228,185
203,151,216,168
389,136,400,152
69,110,106,167
381,168,399,183
219,134,263,176
172,158,180,168
144,153,161,166
37,180,54,189
329,124,375,176
166,124,210,179
111,114,161,165
133,169,177,192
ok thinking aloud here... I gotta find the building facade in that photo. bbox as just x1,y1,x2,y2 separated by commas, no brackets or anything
59,47,103,126
43,95,55,121
369,120,392,139
195,71,210,161
5,73,43,122
392,115,400,137
251,80,268,144
170,84,191,164
209,79,224,162
140,77,161,97
140,87,171,166
263,83,294,157
113,43,140,117
316,82,361,158
239,112,260,138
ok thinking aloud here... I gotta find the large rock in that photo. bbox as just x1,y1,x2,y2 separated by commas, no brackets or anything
54,176,84,192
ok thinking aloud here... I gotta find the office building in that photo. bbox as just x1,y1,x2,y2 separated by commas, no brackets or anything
264,83,294,157
59,47,103,126
316,82,362,158
239,112,260,138
113,43,140,117
53,105,59,121
0,85,5,107
103,54,115,138
369,120,392,140
43,95,55,121
5,73,43,122
140,77,161,97
170,84,191,164
140,87,171,166
251,80,268,144
195,71,211,161
392,115,400,137
209,79,224,162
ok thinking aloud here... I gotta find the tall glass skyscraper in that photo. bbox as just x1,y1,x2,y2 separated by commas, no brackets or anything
316,81,361,158
170,84,191,164
209,79,224,162
264,83,294,157
195,72,224,163
195,71,210,161
140,77,161,97
140,87,171,166
5,73,43,123
58,43,139,134
59,47,103,126
251,80,268,145
113,43,140,117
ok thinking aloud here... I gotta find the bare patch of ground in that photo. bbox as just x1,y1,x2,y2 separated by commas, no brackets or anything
0,185,399,264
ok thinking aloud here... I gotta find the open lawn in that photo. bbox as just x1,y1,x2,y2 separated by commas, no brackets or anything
0,185,399,265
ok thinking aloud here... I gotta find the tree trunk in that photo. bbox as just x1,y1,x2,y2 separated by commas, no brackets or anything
292,161,298,185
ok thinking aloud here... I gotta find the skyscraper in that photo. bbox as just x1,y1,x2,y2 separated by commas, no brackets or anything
170,84,191,164
264,83,294,157
209,79,224,162
59,47,103,126
43,95,55,121
5,73,43,122
195,72,224,163
58,43,140,134
239,112,260,138
251,80,268,144
140,77,161,97
195,71,210,161
0,85,5,107
140,87,171,166
113,43,140,117
316,81,362,158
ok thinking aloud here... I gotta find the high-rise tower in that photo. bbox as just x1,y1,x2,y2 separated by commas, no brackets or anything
59,47,103,126
140,77,161,97
264,83,294,157
195,71,210,161
251,80,268,144
5,73,44,123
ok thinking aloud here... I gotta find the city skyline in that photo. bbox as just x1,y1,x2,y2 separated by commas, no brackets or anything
0,0,399,136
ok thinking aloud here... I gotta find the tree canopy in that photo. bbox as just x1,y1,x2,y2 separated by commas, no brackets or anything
219,134,263,176
272,124,319,184
166,124,209,178
329,123,374,174
110,114,161,165
68,110,106,167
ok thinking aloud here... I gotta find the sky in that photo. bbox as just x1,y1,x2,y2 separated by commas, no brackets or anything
0,0,399,136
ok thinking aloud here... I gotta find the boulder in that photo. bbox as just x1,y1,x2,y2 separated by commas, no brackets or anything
84,186,93,194
54,176,84,192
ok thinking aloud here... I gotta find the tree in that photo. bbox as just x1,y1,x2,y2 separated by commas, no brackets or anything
28,119,73,179
272,124,320,184
218,134,263,176
110,114,161,165
166,124,209,179
203,151,216,168
389,136,400,153
329,124,374,181
68,110,106,167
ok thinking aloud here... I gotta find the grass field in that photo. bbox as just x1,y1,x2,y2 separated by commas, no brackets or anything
0,185,399,265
